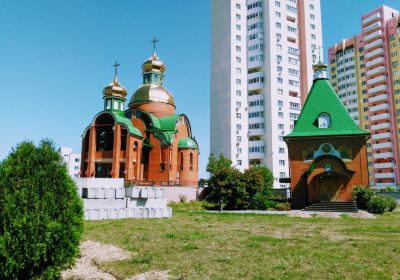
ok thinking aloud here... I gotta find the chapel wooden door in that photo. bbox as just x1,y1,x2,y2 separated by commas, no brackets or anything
320,176,339,201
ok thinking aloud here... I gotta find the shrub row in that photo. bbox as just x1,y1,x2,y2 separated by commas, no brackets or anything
352,186,397,214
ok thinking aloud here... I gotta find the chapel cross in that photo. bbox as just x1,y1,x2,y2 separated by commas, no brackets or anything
113,61,120,76
151,36,159,52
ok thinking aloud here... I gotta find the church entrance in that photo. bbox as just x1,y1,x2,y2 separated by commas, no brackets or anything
319,175,339,201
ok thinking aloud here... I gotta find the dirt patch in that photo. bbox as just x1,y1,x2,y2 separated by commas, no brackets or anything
61,240,134,280
320,229,347,242
270,229,293,239
317,212,341,218
127,270,170,280
288,210,312,218
349,210,376,219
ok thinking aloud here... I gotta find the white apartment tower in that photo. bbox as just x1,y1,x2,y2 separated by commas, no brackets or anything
211,0,323,187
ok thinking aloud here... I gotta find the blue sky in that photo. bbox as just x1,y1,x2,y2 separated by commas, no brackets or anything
0,0,399,178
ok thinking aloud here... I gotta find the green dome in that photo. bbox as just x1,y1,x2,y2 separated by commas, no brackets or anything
178,137,198,149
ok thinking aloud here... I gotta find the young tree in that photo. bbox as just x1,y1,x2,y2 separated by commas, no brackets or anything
0,140,84,279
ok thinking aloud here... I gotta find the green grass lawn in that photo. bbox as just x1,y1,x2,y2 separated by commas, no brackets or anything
84,208,400,280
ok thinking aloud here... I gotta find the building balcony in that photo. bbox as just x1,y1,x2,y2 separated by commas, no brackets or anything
374,162,395,169
248,94,263,102
370,113,390,121
371,132,392,140
249,152,265,160
370,122,391,130
367,75,386,86
369,103,389,112
367,84,387,94
374,172,395,179
366,66,385,76
248,72,264,91
373,152,394,159
365,39,384,50
249,140,265,148
365,56,385,68
363,21,382,32
362,12,381,26
248,116,265,125
365,48,384,60
372,141,392,150
369,93,388,103
364,30,383,42
248,59,263,70
248,128,265,137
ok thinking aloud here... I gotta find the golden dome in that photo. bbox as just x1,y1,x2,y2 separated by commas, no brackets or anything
129,84,175,107
142,52,166,74
103,76,128,99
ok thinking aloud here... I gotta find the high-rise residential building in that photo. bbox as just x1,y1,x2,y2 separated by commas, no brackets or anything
328,5,400,188
211,0,323,187
59,147,81,178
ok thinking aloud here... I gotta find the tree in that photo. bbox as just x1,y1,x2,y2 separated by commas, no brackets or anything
203,154,275,210
0,140,84,279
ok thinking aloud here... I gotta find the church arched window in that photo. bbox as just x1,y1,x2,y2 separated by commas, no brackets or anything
190,153,193,171
318,113,331,129
180,153,184,171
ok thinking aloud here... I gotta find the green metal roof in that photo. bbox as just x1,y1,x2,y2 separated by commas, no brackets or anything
146,112,161,130
111,112,143,138
159,114,180,131
178,137,198,149
285,79,370,139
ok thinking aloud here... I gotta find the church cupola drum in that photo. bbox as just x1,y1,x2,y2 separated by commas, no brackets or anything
80,45,199,187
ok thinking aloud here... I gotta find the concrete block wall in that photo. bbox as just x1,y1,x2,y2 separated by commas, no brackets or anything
74,178,172,220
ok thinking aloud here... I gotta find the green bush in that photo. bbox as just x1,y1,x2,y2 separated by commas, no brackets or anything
275,202,291,211
384,196,397,212
0,140,84,279
204,154,276,210
367,195,397,214
367,196,388,214
352,186,375,210
384,186,396,193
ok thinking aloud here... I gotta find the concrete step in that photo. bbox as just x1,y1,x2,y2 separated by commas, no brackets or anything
303,201,358,213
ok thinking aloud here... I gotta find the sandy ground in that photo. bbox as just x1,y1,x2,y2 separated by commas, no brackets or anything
61,240,169,280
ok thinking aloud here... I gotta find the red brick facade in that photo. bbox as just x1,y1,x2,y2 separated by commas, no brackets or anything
287,136,369,209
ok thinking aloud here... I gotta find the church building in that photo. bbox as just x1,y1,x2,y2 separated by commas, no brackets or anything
284,61,370,209
80,50,199,187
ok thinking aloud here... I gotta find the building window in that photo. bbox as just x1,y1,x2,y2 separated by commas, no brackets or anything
318,113,331,128
276,22,281,29
75,158,80,162
190,153,193,171
236,79,241,85
310,14,315,20
278,123,284,130
311,34,316,40
278,112,284,118
236,35,241,41
279,147,285,153
236,90,241,96
275,1,280,7
236,14,241,21
279,160,285,166
277,88,283,95
236,3,241,9
236,24,241,31
275,11,281,18
237,160,242,166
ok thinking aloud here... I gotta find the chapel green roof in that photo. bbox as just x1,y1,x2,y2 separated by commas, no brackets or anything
178,137,198,149
111,111,143,138
285,78,370,139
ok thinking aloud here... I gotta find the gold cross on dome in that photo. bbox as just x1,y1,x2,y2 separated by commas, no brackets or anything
113,61,120,76
151,36,159,52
